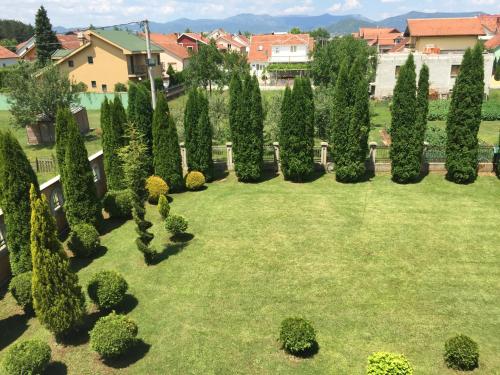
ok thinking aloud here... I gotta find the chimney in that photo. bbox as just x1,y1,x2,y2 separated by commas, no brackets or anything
77,32,86,46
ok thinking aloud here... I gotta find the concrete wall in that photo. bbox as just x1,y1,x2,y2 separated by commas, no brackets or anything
374,52,495,98
0,58,18,67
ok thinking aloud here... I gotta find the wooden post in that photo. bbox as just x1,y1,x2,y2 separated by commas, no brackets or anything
273,142,281,173
180,142,188,174
226,142,234,171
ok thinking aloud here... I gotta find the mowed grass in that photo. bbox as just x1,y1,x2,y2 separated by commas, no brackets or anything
2,174,500,374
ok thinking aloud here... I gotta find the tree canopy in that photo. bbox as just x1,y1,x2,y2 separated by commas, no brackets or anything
34,6,60,65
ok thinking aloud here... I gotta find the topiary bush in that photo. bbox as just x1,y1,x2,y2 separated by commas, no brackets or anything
185,171,205,191
366,352,413,375
90,312,138,358
102,189,133,218
67,223,100,257
2,339,51,375
444,334,479,371
278,317,316,355
165,215,188,236
146,176,169,204
8,271,33,310
158,194,170,219
87,270,128,310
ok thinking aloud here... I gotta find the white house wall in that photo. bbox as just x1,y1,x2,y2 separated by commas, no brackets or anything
269,44,309,63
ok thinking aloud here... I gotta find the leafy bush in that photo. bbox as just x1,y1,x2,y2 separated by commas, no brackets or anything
8,271,32,310
165,215,188,235
71,81,88,93
2,339,51,375
278,317,316,355
67,223,100,257
114,82,127,92
145,176,169,204
102,189,133,218
185,171,205,191
424,125,447,147
428,99,500,121
90,312,138,358
366,352,413,374
481,101,500,121
444,335,479,371
158,194,170,219
87,270,128,310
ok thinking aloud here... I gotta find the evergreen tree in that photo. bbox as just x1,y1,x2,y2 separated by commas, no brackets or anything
128,83,153,173
55,107,72,170
390,54,420,183
184,88,200,165
0,132,39,275
495,57,500,81
229,73,243,162
301,77,315,165
34,6,60,66
446,44,484,183
30,185,85,338
102,97,126,190
152,93,183,191
62,116,102,228
416,64,430,160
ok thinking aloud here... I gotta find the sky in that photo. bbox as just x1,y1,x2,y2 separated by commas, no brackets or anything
0,0,498,27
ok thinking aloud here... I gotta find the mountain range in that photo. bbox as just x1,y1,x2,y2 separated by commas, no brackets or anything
54,11,486,35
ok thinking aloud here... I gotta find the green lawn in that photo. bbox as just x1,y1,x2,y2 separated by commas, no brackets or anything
2,174,500,374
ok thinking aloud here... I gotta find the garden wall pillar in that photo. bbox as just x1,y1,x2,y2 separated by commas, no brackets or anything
180,142,188,174
273,142,281,173
226,142,234,171
369,142,377,171
321,142,328,169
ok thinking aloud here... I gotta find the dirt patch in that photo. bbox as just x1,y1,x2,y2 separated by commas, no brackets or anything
380,128,392,146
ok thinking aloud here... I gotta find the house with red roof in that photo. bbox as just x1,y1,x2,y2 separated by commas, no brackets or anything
145,33,191,72
16,32,82,61
0,45,19,67
177,33,208,54
355,27,404,53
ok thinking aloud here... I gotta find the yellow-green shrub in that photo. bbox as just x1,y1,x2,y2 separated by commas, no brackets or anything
185,171,205,191
145,176,169,204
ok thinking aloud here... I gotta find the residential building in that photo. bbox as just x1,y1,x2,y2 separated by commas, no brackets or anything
177,32,208,53
374,52,495,98
478,14,500,39
55,29,163,93
0,45,19,67
404,17,485,53
248,33,314,83
16,32,81,61
146,33,191,72
215,33,249,53
354,27,404,53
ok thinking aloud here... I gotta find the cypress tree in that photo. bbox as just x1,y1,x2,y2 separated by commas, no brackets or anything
446,44,484,183
416,64,430,160
248,75,264,179
0,132,39,275
102,97,126,191
229,73,243,167
30,185,85,338
279,86,293,176
184,88,200,170
152,93,183,191
55,107,71,170
34,6,60,66
62,116,103,228
192,94,214,180
302,77,315,164
128,83,153,173
390,54,420,183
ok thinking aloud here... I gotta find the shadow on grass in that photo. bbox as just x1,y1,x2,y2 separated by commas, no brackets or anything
45,361,68,375
70,246,108,273
211,168,229,182
152,233,194,264
100,217,129,236
237,169,279,184
0,284,7,300
103,339,151,369
287,168,325,184
115,294,139,315
287,341,320,359
0,314,29,350
59,310,103,346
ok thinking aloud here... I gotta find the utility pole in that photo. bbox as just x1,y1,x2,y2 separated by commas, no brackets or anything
142,19,157,109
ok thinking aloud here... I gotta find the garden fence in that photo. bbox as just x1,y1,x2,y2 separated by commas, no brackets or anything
30,155,57,173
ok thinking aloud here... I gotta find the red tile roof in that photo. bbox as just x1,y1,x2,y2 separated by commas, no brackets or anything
147,33,190,59
235,34,249,46
0,45,18,59
56,34,81,49
359,27,400,39
248,33,313,62
388,37,409,52
217,34,245,49
485,34,500,49
406,17,485,37
181,32,209,44
478,14,500,34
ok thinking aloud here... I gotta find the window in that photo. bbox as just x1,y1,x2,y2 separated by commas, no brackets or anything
92,165,101,182
290,45,297,53
395,65,401,79
274,47,280,54
87,56,94,64
157,54,161,66
2,63,5,68
50,188,64,213
91,80,97,88
101,84,107,93
258,45,263,51
450,65,460,78
228,44,232,50
68,60,74,67
187,46,193,52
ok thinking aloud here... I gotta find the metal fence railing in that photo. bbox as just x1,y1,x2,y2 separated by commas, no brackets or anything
263,145,275,162
212,146,227,162
313,146,321,162
376,146,391,162
30,156,57,173
424,146,494,163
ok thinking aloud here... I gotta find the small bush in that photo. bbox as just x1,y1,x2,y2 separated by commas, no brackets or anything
366,352,413,375
185,171,205,191
67,223,100,257
158,194,170,219
146,176,169,204
444,335,479,371
114,82,128,92
87,270,128,310
279,317,316,355
2,339,51,375
102,189,133,218
9,271,32,310
90,312,138,358
165,215,188,235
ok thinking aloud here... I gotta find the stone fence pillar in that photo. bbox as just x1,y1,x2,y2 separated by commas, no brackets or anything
320,142,328,169
180,142,188,173
273,142,281,173
226,142,234,171
369,142,377,170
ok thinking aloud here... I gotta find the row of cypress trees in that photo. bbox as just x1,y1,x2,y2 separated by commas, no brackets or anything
229,73,264,181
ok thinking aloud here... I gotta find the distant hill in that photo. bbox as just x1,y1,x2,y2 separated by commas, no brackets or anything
327,17,376,34
377,11,485,32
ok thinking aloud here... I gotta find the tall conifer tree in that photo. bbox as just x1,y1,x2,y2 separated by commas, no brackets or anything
55,107,71,170
102,97,126,190
128,83,153,173
0,132,39,275
416,64,430,162
34,6,60,65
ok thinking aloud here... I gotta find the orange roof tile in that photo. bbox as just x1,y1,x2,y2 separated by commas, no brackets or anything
182,32,209,44
0,45,18,59
478,14,500,33
359,27,400,39
56,34,81,49
147,32,190,59
388,37,409,52
248,33,314,62
406,17,485,37
485,34,500,49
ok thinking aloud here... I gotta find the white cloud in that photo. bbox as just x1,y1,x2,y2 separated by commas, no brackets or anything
328,0,361,12
283,0,314,15
470,0,494,4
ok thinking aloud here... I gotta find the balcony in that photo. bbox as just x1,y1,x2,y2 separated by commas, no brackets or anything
128,64,147,77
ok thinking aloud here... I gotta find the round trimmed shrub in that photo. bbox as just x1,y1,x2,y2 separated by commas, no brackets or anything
146,176,169,204
444,335,479,371
165,215,188,235
102,189,133,218
185,171,205,191
90,312,138,358
158,194,170,219
67,223,100,257
87,270,128,310
9,271,32,310
366,352,413,375
2,339,51,375
279,317,316,355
